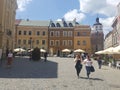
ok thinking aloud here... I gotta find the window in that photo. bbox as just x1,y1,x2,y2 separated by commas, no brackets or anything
69,23,73,27
50,31,54,36
23,40,26,44
37,31,40,35
68,31,72,37
56,23,61,27
83,40,86,45
42,40,45,45
51,23,55,27
63,40,67,46
77,32,80,36
36,40,39,44
29,31,32,35
63,31,67,37
24,31,27,35
50,40,54,46
77,41,80,45
18,39,21,44
18,31,21,35
63,21,68,27
42,31,45,36
68,40,72,46
55,40,60,46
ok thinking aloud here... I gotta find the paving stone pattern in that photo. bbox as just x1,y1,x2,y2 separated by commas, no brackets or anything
0,56,120,90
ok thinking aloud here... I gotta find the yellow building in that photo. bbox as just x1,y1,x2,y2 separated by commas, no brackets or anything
74,25,91,54
15,20,49,51
0,0,17,57
15,20,92,55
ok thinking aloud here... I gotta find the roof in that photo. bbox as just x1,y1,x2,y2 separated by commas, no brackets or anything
19,20,50,26
18,19,80,27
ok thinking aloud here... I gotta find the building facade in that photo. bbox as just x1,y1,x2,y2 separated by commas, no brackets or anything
91,17,104,53
74,25,91,54
0,0,17,57
104,31,113,49
15,20,49,51
15,20,92,56
48,20,75,56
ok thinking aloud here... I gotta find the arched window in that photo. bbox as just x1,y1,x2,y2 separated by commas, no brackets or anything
51,23,55,27
63,21,68,27
56,23,61,27
69,23,73,27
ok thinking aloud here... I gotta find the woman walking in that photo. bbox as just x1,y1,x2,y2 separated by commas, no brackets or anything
84,55,93,79
6,50,13,68
74,54,82,78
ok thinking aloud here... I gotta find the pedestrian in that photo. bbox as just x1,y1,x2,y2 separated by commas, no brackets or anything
6,50,13,68
44,52,48,62
74,54,82,78
97,56,102,69
83,55,93,79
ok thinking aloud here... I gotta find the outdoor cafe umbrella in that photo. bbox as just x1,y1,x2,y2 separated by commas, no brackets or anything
113,45,120,54
62,49,71,53
13,48,26,52
95,50,105,55
40,49,46,52
74,49,85,53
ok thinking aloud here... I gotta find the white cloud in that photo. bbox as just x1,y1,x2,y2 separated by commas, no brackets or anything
63,9,86,22
17,0,32,11
79,0,120,17
100,17,115,35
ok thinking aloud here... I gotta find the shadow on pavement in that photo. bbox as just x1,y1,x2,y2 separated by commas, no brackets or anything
80,76,104,81
0,57,58,78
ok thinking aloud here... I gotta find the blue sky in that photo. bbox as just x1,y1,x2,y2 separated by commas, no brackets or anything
16,0,120,35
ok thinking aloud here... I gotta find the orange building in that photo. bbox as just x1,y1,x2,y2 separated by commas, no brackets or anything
74,25,91,54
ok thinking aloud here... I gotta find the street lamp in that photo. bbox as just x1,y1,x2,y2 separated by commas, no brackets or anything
29,37,32,60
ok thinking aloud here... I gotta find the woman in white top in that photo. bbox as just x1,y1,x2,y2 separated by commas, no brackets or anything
7,50,13,68
84,55,92,79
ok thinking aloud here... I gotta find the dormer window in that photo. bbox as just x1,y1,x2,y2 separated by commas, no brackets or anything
69,23,73,27
56,23,61,27
51,23,55,27
63,21,67,27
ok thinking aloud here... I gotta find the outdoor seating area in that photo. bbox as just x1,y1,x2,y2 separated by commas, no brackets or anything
95,45,120,70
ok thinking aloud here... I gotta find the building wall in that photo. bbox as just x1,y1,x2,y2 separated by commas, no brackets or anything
48,27,74,56
104,31,113,49
16,25,48,50
0,0,17,57
74,25,91,54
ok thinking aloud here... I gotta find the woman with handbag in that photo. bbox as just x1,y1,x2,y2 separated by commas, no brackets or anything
74,54,83,78
83,55,93,79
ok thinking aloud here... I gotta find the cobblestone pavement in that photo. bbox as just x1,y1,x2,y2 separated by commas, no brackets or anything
0,56,120,90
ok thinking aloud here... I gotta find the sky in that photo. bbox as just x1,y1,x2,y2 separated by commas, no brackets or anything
16,0,120,36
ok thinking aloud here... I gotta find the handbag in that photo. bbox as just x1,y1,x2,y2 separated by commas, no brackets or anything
90,66,95,72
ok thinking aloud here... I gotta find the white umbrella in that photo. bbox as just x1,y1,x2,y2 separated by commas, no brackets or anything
103,47,118,54
113,45,120,53
40,49,46,52
62,49,71,52
74,49,85,53
95,50,105,54
14,48,26,52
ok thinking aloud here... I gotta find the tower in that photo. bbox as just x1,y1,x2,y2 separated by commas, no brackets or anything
91,17,104,53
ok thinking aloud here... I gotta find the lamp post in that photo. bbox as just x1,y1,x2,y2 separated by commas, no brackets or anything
29,37,32,60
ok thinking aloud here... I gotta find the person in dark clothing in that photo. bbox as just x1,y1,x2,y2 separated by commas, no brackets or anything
97,57,102,69
74,54,82,78
44,52,48,62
